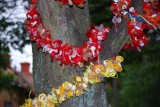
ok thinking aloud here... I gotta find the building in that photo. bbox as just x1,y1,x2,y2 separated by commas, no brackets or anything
0,61,34,107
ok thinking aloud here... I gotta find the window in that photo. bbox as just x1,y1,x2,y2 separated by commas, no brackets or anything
4,101,12,107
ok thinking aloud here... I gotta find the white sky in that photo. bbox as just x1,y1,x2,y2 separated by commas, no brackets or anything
10,44,33,73
1,0,33,72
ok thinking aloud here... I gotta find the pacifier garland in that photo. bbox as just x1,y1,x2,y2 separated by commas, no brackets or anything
111,0,160,51
22,0,160,107
21,56,123,107
26,0,110,67
57,0,86,8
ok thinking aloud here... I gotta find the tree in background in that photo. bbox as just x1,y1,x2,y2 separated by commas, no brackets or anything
0,0,30,51
0,0,30,69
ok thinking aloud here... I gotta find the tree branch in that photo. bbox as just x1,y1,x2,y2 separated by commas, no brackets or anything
99,0,143,61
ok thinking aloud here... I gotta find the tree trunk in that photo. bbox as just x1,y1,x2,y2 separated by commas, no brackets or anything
32,0,142,107
32,0,108,107
99,1,143,107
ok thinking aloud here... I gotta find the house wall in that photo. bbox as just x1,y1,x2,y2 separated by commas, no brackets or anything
0,62,34,107
0,89,19,107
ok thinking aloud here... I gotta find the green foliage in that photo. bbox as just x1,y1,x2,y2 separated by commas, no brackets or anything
0,0,30,52
0,70,14,89
88,0,113,26
0,0,16,13
0,0,30,69
119,33,160,107
0,41,10,69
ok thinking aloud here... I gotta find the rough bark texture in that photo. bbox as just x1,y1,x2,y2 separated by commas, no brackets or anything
32,0,142,107
32,0,107,107
99,1,143,107
100,0,143,60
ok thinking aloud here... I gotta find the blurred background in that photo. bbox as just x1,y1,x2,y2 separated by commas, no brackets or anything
0,0,160,107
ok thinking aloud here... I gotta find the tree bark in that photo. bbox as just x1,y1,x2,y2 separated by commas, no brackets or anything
32,0,142,107
99,1,143,107
32,0,108,107
100,0,143,60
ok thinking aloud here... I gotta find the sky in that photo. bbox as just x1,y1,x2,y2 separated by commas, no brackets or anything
10,44,33,72
1,0,33,72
